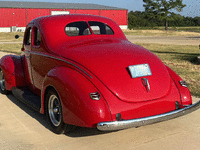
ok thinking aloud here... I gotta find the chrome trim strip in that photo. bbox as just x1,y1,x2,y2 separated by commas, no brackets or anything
97,101,200,131
30,51,92,78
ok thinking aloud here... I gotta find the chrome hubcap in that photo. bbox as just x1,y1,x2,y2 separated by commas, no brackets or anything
48,95,62,127
0,70,5,91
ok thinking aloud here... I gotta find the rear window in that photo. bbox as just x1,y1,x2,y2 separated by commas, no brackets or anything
65,21,114,36
65,21,91,36
88,21,114,35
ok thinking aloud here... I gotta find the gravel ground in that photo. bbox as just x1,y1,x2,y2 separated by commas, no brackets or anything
126,35,200,45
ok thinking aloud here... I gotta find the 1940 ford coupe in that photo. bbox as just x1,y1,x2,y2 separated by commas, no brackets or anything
0,14,199,134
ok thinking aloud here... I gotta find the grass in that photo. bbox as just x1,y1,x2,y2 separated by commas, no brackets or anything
122,29,200,36
136,43,200,97
126,26,200,33
0,43,22,54
169,26,200,33
0,32,23,54
0,32,24,42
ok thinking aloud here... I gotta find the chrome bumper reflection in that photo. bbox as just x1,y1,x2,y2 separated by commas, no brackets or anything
97,101,200,131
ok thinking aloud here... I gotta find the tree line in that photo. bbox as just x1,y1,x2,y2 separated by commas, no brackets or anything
128,11,200,29
128,0,199,30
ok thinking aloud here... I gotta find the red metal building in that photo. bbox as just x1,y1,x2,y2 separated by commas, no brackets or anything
0,1,128,32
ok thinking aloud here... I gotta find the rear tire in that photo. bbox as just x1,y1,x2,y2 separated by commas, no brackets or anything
0,68,9,95
45,89,77,134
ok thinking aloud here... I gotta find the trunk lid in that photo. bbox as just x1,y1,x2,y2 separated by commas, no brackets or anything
56,39,171,102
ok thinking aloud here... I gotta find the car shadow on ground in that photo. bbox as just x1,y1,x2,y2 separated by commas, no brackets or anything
6,94,115,137
65,127,115,137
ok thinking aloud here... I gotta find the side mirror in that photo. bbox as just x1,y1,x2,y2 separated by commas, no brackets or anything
15,35,20,39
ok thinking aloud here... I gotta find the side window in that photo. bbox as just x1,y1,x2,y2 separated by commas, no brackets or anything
88,21,114,35
65,21,91,36
33,27,41,46
25,27,32,45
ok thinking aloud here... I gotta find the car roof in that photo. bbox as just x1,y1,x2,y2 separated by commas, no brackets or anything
28,14,126,50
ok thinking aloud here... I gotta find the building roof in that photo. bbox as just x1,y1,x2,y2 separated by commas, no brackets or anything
0,1,126,10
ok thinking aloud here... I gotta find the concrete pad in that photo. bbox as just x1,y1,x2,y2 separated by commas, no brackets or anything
0,91,199,150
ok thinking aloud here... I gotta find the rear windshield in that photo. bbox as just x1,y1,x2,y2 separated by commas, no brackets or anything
65,21,114,36
88,21,114,35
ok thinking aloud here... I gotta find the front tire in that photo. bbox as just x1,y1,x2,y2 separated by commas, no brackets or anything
0,68,9,95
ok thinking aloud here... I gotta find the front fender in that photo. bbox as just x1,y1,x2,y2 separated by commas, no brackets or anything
166,66,192,106
41,66,112,127
0,55,25,90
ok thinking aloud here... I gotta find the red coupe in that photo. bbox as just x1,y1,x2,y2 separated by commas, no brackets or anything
0,14,199,134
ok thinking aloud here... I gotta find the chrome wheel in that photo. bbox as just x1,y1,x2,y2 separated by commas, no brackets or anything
46,89,77,134
48,94,62,127
0,70,6,92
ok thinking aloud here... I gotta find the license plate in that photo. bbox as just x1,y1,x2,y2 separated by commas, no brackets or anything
128,64,152,78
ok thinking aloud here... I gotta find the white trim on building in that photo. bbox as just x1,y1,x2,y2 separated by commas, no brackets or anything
119,25,128,29
51,11,70,15
0,27,26,32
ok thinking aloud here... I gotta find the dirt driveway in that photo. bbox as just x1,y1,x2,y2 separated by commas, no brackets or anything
126,35,200,45
0,36,200,149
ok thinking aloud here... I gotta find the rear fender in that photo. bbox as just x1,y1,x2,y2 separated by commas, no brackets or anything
166,66,192,106
0,55,25,90
41,66,112,127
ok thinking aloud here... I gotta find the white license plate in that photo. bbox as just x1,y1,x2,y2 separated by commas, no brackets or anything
128,64,152,78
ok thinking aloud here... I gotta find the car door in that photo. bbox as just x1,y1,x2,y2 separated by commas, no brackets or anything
23,25,35,91
30,26,44,95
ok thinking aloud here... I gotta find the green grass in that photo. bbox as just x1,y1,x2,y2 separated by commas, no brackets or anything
168,26,200,33
127,26,200,32
123,26,200,36
136,43,200,97
123,29,200,36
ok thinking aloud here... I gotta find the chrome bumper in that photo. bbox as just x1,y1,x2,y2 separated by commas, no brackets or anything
97,101,200,131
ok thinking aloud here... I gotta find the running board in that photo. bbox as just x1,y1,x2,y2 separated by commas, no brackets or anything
12,87,41,112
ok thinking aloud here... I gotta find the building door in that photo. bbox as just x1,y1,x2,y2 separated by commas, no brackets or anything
51,11,70,15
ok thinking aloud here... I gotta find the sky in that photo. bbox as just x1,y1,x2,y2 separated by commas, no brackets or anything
5,0,200,17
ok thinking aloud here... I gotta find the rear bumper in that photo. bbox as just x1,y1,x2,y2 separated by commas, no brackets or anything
97,101,200,131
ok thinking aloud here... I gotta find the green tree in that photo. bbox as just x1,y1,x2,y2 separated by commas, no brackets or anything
143,0,186,30
128,11,151,29
170,13,185,26
194,17,200,26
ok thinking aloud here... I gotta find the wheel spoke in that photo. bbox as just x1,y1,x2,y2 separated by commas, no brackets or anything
48,94,62,127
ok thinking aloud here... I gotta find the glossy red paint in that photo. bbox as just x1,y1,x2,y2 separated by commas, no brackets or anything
166,66,192,106
0,14,193,129
42,66,112,127
0,55,25,90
